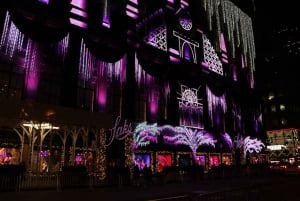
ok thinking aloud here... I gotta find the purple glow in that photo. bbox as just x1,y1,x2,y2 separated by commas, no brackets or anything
128,0,138,4
170,56,180,62
126,3,139,19
232,64,237,81
148,89,158,117
70,0,88,28
197,28,203,33
201,62,209,68
70,18,87,28
206,85,227,128
56,34,69,61
25,71,39,97
250,76,254,89
135,54,157,87
96,77,107,111
38,0,49,5
134,153,151,170
39,150,50,158
169,48,179,55
221,132,233,150
24,40,40,100
179,17,192,31
126,11,138,19
102,19,111,29
102,0,111,29
126,5,139,13
220,33,227,52
180,0,189,7
183,43,192,61
241,53,245,68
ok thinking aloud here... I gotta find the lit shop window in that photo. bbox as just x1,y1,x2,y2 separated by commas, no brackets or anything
281,118,287,125
268,92,275,100
271,105,276,112
280,104,286,111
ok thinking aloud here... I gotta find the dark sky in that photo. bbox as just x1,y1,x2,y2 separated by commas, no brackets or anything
252,1,300,94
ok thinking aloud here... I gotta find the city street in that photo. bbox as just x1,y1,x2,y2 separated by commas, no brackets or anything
1,175,299,201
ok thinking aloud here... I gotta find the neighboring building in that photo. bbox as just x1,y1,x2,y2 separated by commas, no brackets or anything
0,0,266,177
252,2,300,162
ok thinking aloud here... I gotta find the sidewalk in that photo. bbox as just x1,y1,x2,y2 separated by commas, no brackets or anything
0,175,290,201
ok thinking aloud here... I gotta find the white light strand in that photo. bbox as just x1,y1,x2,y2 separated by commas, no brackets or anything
201,0,256,85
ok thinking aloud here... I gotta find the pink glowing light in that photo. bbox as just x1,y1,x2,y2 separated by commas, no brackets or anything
24,40,40,100
241,53,245,68
96,77,107,111
220,33,227,52
70,0,88,28
148,89,158,116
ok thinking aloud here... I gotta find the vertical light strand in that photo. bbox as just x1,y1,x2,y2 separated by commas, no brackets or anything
0,11,10,48
102,0,111,28
201,0,256,87
24,39,40,99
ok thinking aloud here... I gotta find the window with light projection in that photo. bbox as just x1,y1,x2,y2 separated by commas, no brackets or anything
133,153,151,170
209,154,219,166
177,84,204,129
178,154,191,167
156,154,172,172
195,154,205,166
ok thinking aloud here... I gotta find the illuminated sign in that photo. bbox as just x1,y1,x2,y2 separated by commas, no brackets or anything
267,145,286,151
106,116,132,146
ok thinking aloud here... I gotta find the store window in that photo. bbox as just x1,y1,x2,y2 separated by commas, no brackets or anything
280,104,285,111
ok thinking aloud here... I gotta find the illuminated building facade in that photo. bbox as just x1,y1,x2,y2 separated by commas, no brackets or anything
253,2,300,163
0,0,266,177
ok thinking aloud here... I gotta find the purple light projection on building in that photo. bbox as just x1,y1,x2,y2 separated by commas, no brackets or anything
126,0,139,20
221,132,233,150
241,53,245,69
183,43,192,61
206,85,227,129
148,88,159,118
220,33,228,63
102,0,111,29
79,40,127,111
70,0,88,28
56,34,69,61
96,77,107,111
0,13,41,100
24,40,40,100
232,104,242,132
38,0,49,5
232,63,237,81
